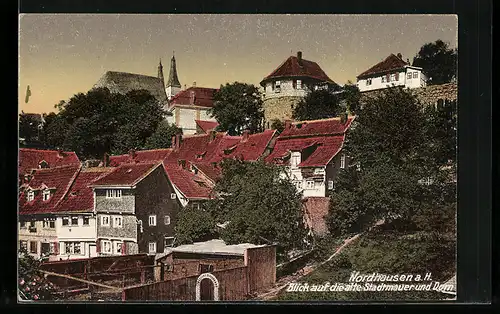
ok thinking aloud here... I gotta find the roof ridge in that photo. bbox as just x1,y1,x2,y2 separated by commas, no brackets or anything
20,148,77,154
130,162,163,186
105,70,160,80
292,116,355,124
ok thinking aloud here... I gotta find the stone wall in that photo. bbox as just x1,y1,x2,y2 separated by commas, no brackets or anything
263,96,302,123
360,82,457,106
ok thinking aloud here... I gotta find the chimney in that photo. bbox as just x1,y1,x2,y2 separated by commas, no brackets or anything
284,119,292,129
175,133,182,150
241,130,249,142
57,149,65,158
297,51,302,61
397,53,402,59
129,149,136,161
193,81,196,87
209,130,217,142
178,159,186,169
190,91,196,105
171,135,176,148
103,152,109,167
406,58,410,65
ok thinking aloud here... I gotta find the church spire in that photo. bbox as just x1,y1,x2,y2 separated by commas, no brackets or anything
158,58,164,83
166,51,181,88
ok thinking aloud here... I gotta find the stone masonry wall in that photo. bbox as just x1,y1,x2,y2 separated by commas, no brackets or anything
263,96,302,124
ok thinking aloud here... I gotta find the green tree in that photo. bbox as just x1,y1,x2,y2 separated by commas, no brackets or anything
341,81,361,115
43,114,71,149
412,39,457,85
174,206,218,245
210,82,264,135
205,159,307,254
144,121,182,149
292,89,342,121
18,250,58,300
327,87,455,237
18,113,41,142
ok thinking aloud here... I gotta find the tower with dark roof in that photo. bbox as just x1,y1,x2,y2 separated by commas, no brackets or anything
166,52,182,100
158,58,165,85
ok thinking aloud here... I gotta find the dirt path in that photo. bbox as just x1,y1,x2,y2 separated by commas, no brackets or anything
255,219,385,301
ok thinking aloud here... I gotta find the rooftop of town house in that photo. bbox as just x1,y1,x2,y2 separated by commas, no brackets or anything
19,148,80,175
168,86,218,109
90,162,162,187
357,53,417,79
195,119,219,134
163,161,214,200
156,239,268,260
108,149,172,167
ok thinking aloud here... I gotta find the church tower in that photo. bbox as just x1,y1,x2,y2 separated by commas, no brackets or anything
166,52,182,100
158,58,165,85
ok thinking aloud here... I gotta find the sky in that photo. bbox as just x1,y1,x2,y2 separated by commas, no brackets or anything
18,14,457,114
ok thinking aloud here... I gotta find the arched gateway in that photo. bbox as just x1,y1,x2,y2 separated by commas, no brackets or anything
195,272,220,301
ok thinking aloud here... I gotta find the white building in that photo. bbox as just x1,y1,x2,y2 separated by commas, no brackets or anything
356,53,427,92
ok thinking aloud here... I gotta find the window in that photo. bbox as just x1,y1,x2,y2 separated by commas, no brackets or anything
366,78,372,86
71,216,79,226
340,154,346,169
49,242,56,254
296,79,302,89
413,72,418,79
164,215,171,225
66,242,82,254
106,189,122,198
62,217,69,226
381,76,386,83
83,216,89,226
407,72,412,80
114,241,123,255
306,181,314,189
291,155,300,167
27,191,34,202
43,220,50,228
149,215,156,226
101,215,110,227
20,240,28,251
30,241,38,254
102,240,112,254
295,181,302,189
42,190,51,201
170,193,177,200
49,220,55,228
328,180,334,190
199,264,214,273
192,203,201,210
390,74,396,82
20,221,26,228
149,242,157,254
275,80,281,92
138,220,143,233
395,73,399,81
165,237,175,248
113,216,123,228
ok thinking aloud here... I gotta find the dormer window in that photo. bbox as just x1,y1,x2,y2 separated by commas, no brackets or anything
39,160,49,169
27,190,34,202
42,190,51,201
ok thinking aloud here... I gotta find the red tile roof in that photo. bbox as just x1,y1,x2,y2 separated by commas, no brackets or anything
108,149,172,167
265,117,354,167
303,197,330,236
19,164,81,215
163,162,214,200
91,162,162,187
56,168,114,213
260,55,335,86
19,148,80,175
357,54,409,79
210,130,276,163
195,120,219,134
165,132,227,164
169,87,217,108
190,162,222,183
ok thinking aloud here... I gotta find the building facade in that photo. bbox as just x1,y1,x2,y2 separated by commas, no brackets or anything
260,51,340,123
356,53,427,92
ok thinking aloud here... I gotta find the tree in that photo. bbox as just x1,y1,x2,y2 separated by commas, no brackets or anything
144,121,182,149
205,159,307,254
341,81,361,115
270,119,284,133
210,82,264,135
174,206,218,245
327,87,455,236
18,250,58,300
292,89,342,121
19,113,40,142
412,39,457,85
43,114,71,149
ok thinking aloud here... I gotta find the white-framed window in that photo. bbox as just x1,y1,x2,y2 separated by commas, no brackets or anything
29,241,38,254
390,74,396,82
42,220,50,228
42,190,51,201
114,241,123,255
102,240,112,254
49,242,56,254
340,154,346,169
20,240,28,251
148,242,157,254
64,242,82,255
291,155,301,167
83,216,89,226
356,164,361,171
101,215,110,227
381,76,386,83
407,72,412,80
413,72,418,79
170,193,176,200
192,203,201,210
20,221,26,228
62,217,70,226
165,237,175,248
275,80,281,92
149,215,156,226
306,181,314,189
328,180,334,190
71,216,79,226
296,79,302,89
295,181,302,190
164,215,171,225
366,78,372,86
106,189,122,199
113,216,123,228
27,191,34,202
